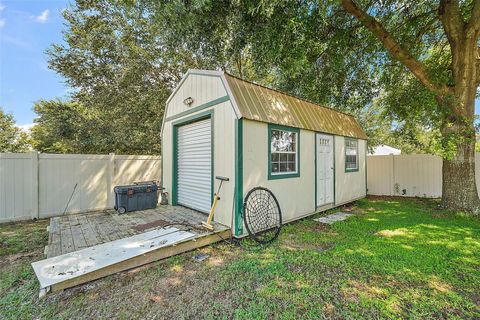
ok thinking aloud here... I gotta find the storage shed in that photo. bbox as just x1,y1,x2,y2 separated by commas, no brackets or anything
161,69,368,237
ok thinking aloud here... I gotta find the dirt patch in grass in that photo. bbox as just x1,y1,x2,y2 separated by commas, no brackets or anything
0,249,43,268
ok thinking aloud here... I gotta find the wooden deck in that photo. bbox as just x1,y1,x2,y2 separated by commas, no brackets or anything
37,205,231,295
47,205,229,258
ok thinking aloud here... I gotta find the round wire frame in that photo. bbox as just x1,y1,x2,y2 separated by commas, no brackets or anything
242,187,282,244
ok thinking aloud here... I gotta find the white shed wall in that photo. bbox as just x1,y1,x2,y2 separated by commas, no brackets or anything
242,120,316,222
166,74,227,119
241,120,367,224
334,137,367,205
162,72,368,231
162,76,237,227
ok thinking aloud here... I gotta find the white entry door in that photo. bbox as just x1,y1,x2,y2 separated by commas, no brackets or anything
177,118,212,213
316,134,334,207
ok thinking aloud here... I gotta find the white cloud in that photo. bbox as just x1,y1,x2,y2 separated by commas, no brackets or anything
16,123,34,132
0,3,5,28
35,9,49,23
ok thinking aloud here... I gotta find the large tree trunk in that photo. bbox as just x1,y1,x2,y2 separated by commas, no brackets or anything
441,29,480,213
340,0,480,213
442,123,480,213
441,78,480,213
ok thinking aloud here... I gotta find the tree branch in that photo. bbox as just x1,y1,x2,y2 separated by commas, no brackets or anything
438,0,465,42
467,0,480,35
341,0,450,97
476,47,480,85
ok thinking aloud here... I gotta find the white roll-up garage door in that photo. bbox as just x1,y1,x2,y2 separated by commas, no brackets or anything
177,118,212,213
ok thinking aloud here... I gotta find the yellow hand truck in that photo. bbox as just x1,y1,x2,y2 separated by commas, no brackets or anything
202,176,229,231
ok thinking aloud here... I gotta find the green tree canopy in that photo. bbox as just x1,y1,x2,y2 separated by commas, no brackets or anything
45,0,199,154
0,107,31,153
46,0,480,211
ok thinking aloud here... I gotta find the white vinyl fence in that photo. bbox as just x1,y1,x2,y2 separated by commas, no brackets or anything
0,153,161,223
367,153,480,198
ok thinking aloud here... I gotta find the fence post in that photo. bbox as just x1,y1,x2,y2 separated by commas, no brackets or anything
107,153,115,208
391,154,395,195
31,151,39,220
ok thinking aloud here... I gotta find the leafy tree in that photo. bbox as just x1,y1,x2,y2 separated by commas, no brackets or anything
49,0,479,211
149,0,479,212
46,0,197,154
0,107,31,152
31,99,88,153
338,0,480,211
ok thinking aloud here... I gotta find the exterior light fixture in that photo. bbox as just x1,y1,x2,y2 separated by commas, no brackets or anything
183,97,194,106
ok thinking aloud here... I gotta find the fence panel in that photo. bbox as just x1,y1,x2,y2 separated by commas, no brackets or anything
114,155,162,186
366,156,394,196
0,153,161,223
393,155,442,198
367,153,479,198
38,154,110,217
0,153,35,223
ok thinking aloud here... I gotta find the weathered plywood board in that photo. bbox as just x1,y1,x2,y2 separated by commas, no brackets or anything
32,227,194,289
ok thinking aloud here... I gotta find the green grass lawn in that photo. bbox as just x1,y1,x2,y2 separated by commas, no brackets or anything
1,197,479,319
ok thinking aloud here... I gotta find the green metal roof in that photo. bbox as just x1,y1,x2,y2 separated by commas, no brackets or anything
224,73,368,140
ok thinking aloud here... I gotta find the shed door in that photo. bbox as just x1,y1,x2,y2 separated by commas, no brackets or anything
316,134,334,207
177,118,212,213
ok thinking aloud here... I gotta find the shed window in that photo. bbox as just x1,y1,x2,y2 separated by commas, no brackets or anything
345,138,358,172
269,125,300,179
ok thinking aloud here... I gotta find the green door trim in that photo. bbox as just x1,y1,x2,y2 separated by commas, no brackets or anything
365,140,368,194
333,135,336,205
314,134,317,210
234,118,244,236
172,110,215,208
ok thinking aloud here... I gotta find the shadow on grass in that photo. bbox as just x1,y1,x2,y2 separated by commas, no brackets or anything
216,197,480,319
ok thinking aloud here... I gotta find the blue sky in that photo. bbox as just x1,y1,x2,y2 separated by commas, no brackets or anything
0,0,479,129
0,0,69,128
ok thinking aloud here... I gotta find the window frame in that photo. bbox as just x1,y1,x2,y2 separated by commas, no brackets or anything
268,124,301,180
345,138,359,172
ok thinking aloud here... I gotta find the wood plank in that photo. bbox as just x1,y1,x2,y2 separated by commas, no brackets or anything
87,213,112,243
108,214,136,238
69,215,88,250
47,218,62,258
97,213,123,241
114,212,138,231
173,209,201,226
124,211,149,228
109,212,137,238
98,212,125,240
76,215,100,247
50,219,62,258
59,216,75,255
49,229,232,293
